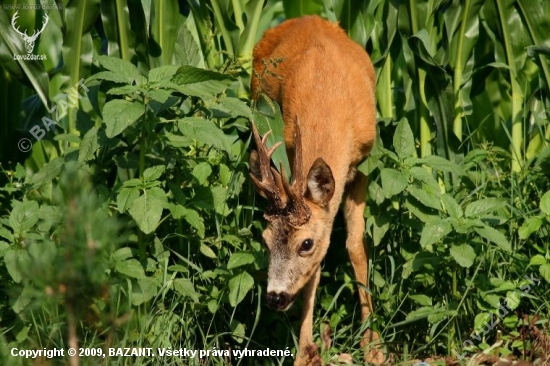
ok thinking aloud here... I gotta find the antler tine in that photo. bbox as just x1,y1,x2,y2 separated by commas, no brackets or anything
11,11,27,37
250,122,287,209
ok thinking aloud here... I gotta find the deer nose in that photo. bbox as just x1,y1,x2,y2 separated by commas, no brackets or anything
266,291,291,310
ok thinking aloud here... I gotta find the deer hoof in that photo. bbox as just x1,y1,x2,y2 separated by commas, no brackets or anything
294,344,322,366
362,329,385,365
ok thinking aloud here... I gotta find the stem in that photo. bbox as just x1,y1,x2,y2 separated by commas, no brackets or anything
67,303,79,366
138,101,147,262
495,0,523,172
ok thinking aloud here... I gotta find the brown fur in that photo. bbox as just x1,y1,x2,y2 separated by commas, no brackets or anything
250,15,383,365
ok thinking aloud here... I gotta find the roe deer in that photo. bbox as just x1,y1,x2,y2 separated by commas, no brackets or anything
249,15,383,365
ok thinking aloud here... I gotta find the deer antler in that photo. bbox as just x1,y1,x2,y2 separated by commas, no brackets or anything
28,13,49,42
249,122,288,209
11,11,27,38
249,121,311,226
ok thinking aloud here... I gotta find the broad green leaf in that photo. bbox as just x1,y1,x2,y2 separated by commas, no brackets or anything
172,65,234,85
31,158,64,186
78,126,100,162
210,98,253,119
409,166,439,190
540,191,550,216
418,155,465,176
9,201,39,234
282,0,323,18
169,205,205,238
380,168,408,198
0,241,9,258
200,243,217,259
442,194,463,219
103,100,145,138
405,306,433,322
143,165,165,182
420,219,452,247
178,117,235,154
228,271,254,307
409,294,432,306
393,118,415,160
117,187,140,213
465,198,506,218
529,254,546,266
132,278,158,305
173,278,200,302
227,252,255,270
192,162,212,185
450,244,476,268
540,264,550,283
174,23,202,67
474,225,511,252
4,249,30,283
407,185,442,211
148,66,180,83
519,217,543,240
115,258,146,279
128,187,167,234
96,55,139,84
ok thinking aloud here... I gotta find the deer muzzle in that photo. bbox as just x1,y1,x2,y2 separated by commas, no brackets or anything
265,291,296,311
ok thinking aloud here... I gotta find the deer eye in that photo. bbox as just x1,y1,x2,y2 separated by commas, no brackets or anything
299,239,314,254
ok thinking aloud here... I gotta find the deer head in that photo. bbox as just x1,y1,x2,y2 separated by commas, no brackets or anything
11,11,49,54
249,122,335,310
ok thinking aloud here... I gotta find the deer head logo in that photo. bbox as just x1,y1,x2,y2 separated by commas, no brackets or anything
11,11,49,54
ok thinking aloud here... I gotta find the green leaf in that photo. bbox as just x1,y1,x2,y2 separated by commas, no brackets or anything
103,100,145,138
450,244,476,268
4,249,30,283
128,187,167,234
464,198,506,218
115,258,145,279
227,252,255,270
148,65,180,83
200,243,217,259
380,168,408,198
0,241,9,258
178,117,235,154
529,254,546,266
31,158,64,186
418,155,465,176
210,98,253,119
474,225,511,252
407,185,441,211
540,264,550,283
420,219,452,247
540,191,550,216
169,205,205,238
228,271,254,307
173,278,199,302
143,165,165,182
192,162,212,185
78,127,100,162
519,217,543,240
393,118,415,160
96,55,139,84
409,294,433,306
442,194,463,219
9,201,39,234
173,66,233,84
117,187,140,213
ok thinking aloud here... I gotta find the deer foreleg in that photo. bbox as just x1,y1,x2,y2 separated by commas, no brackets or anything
295,266,321,366
343,172,384,365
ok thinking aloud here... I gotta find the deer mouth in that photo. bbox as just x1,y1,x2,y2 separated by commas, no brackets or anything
265,291,297,311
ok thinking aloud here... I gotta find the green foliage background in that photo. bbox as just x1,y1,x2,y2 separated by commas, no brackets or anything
0,0,549,365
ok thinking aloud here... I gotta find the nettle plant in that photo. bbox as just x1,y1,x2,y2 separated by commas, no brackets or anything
0,55,275,357
362,118,547,354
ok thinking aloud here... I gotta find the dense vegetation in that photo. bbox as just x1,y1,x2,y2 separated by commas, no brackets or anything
0,0,549,365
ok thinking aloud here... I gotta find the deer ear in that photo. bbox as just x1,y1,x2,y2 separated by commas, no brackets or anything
305,158,335,207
